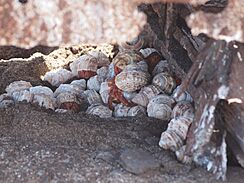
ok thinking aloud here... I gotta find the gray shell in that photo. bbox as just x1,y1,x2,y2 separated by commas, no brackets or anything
83,89,102,105
43,68,73,87
0,94,14,108
132,85,161,107
172,85,193,102
152,72,176,94
159,116,193,151
12,90,33,103
86,104,112,118
87,75,103,92
5,80,32,95
152,60,171,76
70,79,87,91
147,95,175,120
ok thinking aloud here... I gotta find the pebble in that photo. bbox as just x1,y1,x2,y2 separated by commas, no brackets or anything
119,148,160,174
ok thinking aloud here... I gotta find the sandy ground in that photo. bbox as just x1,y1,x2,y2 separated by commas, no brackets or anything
0,45,243,183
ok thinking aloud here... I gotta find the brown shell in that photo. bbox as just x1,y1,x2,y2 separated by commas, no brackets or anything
152,72,176,94
171,101,194,119
112,50,143,70
159,116,193,151
115,64,149,92
132,85,161,107
70,54,98,78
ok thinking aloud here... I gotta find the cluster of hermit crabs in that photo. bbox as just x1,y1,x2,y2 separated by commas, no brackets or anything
0,47,195,162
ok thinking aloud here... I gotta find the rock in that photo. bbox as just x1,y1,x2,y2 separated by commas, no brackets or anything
119,148,160,174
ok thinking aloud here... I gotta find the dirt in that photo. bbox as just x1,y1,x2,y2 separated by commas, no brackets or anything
0,45,243,183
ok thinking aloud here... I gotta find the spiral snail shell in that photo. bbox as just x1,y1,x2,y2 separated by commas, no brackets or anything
86,104,112,118
83,89,103,105
12,90,33,103
152,60,171,77
175,145,192,164
88,50,110,67
171,101,194,119
115,64,150,92
172,85,193,103
152,72,176,94
5,80,32,95
147,94,175,121
56,92,81,112
70,54,98,79
0,94,14,108
159,116,193,151
43,68,73,87
112,50,143,71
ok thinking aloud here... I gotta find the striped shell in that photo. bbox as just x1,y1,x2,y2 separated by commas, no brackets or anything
83,89,102,105
171,101,194,119
87,75,103,92
99,81,110,104
54,83,82,97
122,91,137,101
32,94,56,110
29,86,56,110
172,85,193,103
113,104,146,117
127,105,146,117
152,60,171,76
12,90,33,103
175,145,192,164
139,48,158,58
56,92,80,107
88,51,110,67
112,50,143,70
159,116,193,151
43,68,73,87
152,72,176,94
115,64,150,92
120,36,144,51
147,95,175,120
113,104,130,117
70,54,98,79
97,66,109,80
86,104,112,118
5,80,32,95
0,94,14,108
70,79,86,91
132,85,161,107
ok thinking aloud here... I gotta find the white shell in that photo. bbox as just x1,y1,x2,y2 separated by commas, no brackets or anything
29,86,54,97
97,66,109,80
137,60,148,72
0,94,14,108
171,101,194,119
113,104,131,117
139,48,158,58
70,54,98,77
56,92,80,107
5,80,32,95
147,95,175,120
43,68,73,87
54,84,82,97
122,91,137,101
152,60,171,76
12,90,33,103
115,64,150,92
70,79,86,91
152,72,176,94
128,105,146,117
159,116,193,151
172,85,193,102
29,86,56,110
88,51,110,67
32,94,56,110
86,104,112,118
55,109,68,113
99,81,110,104
132,85,161,107
175,145,192,164
87,75,103,92
83,89,102,105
